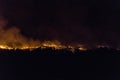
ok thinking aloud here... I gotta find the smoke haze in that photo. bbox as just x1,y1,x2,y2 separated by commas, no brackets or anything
0,0,119,48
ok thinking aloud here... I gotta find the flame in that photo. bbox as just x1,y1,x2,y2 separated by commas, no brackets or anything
0,17,116,51
78,47,87,51
97,45,110,48
0,26,113,51
0,26,41,50
76,44,87,51
41,40,67,49
0,45,12,49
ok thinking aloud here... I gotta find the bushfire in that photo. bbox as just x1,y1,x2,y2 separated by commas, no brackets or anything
0,27,114,51
0,41,87,51
0,27,87,50
0,16,117,51
0,27,112,51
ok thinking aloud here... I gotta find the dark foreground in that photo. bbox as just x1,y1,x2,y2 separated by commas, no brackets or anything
0,48,120,80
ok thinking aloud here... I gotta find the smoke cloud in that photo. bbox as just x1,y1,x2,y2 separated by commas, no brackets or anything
0,17,40,49
0,0,120,49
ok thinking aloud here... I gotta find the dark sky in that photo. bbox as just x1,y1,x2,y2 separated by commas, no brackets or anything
0,0,120,47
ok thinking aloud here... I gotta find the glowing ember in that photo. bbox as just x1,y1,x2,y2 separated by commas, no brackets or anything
97,45,110,48
41,40,66,49
78,47,87,51
77,44,87,51
0,45,40,50
0,45,11,49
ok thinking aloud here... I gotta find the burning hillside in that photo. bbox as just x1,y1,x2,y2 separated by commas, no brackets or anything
0,17,87,50
0,26,87,50
0,27,66,50
0,26,113,51
0,27,40,50
0,16,117,51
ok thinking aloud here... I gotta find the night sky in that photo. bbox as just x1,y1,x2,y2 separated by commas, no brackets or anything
0,0,120,47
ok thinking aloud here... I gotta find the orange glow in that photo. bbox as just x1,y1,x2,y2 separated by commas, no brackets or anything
0,40,66,50
0,45,12,49
41,40,66,49
97,45,110,48
0,40,87,51
78,47,87,51
0,44,40,50
0,16,116,51
0,42,116,51
77,44,87,51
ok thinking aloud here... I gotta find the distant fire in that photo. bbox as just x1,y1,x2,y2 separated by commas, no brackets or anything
0,27,112,51
0,26,114,51
41,40,66,49
0,42,87,51
78,47,87,51
0,16,118,51
0,37,88,51
97,45,110,48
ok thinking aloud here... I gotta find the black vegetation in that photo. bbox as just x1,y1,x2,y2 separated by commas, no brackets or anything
0,48,120,80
